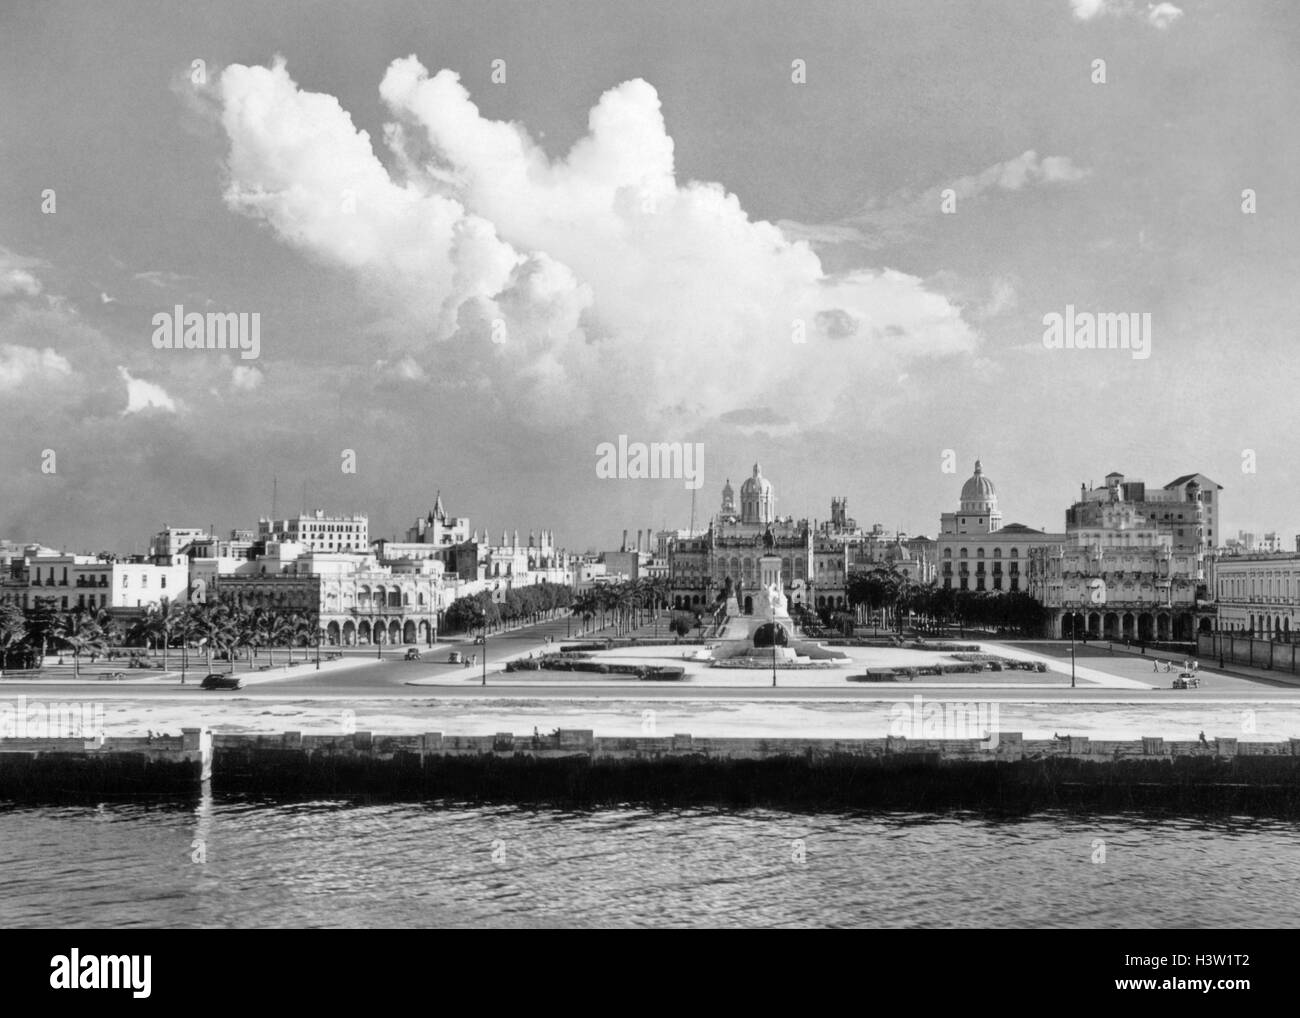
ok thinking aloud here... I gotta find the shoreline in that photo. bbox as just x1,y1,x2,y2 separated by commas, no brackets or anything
5,727,1300,815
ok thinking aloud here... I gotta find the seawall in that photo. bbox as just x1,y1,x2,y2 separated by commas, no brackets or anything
0,728,211,799
6,727,1300,813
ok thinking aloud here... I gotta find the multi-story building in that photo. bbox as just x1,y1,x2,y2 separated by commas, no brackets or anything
935,461,1063,594
1070,471,1221,555
193,544,447,647
184,530,256,561
1033,478,1209,641
4,553,189,613
1213,552,1300,640
257,510,369,553
669,463,849,613
149,526,211,564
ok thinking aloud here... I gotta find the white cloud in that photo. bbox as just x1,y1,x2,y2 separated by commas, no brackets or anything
1070,0,1109,18
0,344,71,391
215,56,979,430
981,278,1019,319
118,366,178,414
1147,3,1183,29
133,269,193,288
0,247,44,299
1069,0,1182,28
373,355,426,381
971,151,1091,194
231,365,263,390
782,151,1090,251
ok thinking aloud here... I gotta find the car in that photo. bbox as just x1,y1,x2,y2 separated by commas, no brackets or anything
404,648,421,661
472,635,486,644
200,673,243,690
1172,673,1199,690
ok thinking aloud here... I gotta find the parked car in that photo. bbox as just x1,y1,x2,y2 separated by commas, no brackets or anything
200,673,243,690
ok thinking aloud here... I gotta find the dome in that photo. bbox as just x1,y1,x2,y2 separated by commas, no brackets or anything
960,460,998,507
740,463,772,497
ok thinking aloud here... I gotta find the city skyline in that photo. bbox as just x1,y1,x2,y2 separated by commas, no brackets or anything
3,1,1298,552
0,455,1272,560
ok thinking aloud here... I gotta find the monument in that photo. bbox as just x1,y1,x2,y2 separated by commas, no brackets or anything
710,554,845,666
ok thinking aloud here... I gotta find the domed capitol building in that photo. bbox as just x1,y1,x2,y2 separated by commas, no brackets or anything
935,460,1064,595
668,463,934,615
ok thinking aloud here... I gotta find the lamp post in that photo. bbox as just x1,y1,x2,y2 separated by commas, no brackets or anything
771,623,778,688
481,611,488,687
1070,610,1077,689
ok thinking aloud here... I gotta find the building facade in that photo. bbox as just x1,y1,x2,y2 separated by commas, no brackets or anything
1032,472,1215,641
935,461,1063,594
2,554,189,614
257,510,369,553
1213,552,1300,640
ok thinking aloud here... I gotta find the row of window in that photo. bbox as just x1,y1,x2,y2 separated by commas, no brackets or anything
29,571,170,588
941,578,1021,592
1218,573,1300,601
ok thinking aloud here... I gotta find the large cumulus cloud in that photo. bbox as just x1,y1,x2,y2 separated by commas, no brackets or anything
217,56,977,429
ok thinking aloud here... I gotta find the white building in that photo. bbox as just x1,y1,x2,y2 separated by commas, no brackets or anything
7,554,189,613
935,461,1063,593
1214,552,1300,640
258,510,368,553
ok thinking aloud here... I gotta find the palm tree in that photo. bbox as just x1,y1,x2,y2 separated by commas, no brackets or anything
283,612,314,663
142,597,183,671
0,602,27,669
616,585,642,631
91,607,123,662
268,612,295,665
24,596,61,666
570,591,598,635
189,600,235,674
51,609,106,678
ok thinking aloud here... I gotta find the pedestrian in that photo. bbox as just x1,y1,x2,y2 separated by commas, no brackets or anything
1153,660,1160,672
1199,731,1209,747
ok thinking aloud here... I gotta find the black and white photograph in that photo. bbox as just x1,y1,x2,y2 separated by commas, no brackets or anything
0,0,1295,981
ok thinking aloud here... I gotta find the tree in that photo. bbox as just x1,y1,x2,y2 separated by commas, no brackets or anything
189,599,236,673
51,609,107,678
142,597,184,671
90,608,123,659
0,603,27,669
23,597,61,664
570,591,598,634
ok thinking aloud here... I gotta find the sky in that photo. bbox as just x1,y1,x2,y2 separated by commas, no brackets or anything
1,0,1298,555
